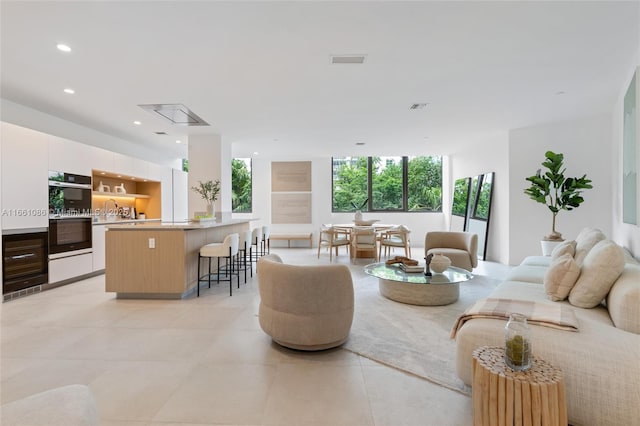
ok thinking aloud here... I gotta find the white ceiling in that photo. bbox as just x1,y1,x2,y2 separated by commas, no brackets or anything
1,1,638,163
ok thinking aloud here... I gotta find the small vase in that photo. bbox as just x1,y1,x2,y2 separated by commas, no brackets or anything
206,202,214,217
430,254,451,273
505,313,532,371
354,210,363,222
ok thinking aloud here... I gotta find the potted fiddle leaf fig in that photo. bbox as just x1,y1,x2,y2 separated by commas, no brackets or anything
524,151,592,246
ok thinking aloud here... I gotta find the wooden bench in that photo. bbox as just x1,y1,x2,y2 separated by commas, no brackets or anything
269,233,313,248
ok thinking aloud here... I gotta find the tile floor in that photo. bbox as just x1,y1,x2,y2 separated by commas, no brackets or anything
1,246,512,426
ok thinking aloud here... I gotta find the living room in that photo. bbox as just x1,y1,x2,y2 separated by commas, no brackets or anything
1,1,639,425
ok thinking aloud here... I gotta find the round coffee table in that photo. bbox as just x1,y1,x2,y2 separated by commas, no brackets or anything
364,262,473,306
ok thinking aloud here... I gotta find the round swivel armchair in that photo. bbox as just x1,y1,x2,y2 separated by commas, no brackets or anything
257,254,354,351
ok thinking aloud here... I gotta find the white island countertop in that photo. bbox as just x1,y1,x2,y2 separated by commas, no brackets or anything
105,218,256,230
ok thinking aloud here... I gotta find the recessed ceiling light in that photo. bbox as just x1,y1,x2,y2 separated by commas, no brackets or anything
117,175,122,178
253,152,259,155
133,120,141,125
63,88,75,94
143,179,148,182
176,140,181,144
100,172,106,175
56,44,71,52
131,177,136,180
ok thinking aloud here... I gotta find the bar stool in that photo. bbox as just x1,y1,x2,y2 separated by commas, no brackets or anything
251,227,263,261
238,229,253,281
262,225,271,255
197,233,240,297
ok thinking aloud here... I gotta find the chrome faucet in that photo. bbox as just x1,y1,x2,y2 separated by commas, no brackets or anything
104,198,118,217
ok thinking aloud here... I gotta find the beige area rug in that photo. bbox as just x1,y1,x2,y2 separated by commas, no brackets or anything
343,273,501,395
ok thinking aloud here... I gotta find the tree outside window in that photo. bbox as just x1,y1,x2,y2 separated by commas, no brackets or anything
232,158,252,213
332,156,442,212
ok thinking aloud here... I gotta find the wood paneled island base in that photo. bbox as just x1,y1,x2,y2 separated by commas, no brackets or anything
105,219,252,298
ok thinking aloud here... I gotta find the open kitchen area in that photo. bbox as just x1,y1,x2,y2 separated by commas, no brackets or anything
0,121,204,301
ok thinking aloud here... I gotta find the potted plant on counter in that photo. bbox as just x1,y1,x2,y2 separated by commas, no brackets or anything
191,179,221,219
524,151,592,254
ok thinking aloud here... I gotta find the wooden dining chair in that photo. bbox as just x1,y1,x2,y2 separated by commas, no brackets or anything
379,225,411,259
317,225,351,260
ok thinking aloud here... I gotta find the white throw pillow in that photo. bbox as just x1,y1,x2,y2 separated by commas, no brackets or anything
573,228,606,266
544,253,580,301
569,240,625,308
551,240,577,260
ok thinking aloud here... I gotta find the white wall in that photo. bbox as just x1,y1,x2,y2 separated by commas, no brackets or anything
187,133,224,219
509,114,613,264
611,52,640,256
450,132,510,264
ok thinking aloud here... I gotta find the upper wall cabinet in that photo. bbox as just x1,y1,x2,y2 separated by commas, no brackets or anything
50,136,98,175
1,122,49,229
112,152,149,178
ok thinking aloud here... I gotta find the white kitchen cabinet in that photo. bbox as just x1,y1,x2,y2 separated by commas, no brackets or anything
160,166,174,220
49,253,93,283
49,136,95,176
113,152,148,178
1,122,49,230
92,224,107,271
172,169,189,222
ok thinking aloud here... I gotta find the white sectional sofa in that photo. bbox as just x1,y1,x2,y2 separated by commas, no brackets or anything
455,228,640,426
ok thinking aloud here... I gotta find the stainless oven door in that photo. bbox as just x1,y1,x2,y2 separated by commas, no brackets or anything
48,217,92,255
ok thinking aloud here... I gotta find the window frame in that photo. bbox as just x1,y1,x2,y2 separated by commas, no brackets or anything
331,155,442,213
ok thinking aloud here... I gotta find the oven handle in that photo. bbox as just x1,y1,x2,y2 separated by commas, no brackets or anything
10,254,36,260
48,181,92,189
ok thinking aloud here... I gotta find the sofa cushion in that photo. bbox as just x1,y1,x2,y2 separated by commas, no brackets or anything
505,264,546,284
520,256,552,267
569,240,625,308
544,253,580,301
551,240,576,260
573,228,606,266
606,264,640,334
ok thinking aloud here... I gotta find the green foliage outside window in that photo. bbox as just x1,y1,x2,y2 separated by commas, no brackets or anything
372,157,402,210
474,174,493,220
407,156,442,211
232,158,252,213
332,156,442,212
332,157,368,211
452,178,470,217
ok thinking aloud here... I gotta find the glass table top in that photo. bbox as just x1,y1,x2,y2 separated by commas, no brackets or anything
364,262,473,285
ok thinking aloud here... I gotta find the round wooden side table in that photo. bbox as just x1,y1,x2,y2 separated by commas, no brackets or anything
472,346,567,426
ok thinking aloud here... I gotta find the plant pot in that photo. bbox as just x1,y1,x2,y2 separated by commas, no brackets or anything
541,240,563,256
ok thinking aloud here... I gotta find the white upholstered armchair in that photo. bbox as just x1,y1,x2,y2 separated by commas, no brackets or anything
257,254,354,351
424,231,478,271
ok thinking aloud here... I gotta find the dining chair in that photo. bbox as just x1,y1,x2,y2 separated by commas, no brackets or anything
350,226,378,262
379,225,412,259
317,225,351,260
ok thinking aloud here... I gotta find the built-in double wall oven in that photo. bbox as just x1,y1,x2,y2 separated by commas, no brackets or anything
48,172,93,257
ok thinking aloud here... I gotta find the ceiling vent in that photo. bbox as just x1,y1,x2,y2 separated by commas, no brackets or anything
409,103,428,110
154,131,167,135
331,54,366,64
138,104,209,126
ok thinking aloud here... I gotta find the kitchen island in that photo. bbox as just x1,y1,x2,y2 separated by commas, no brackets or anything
105,218,254,298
